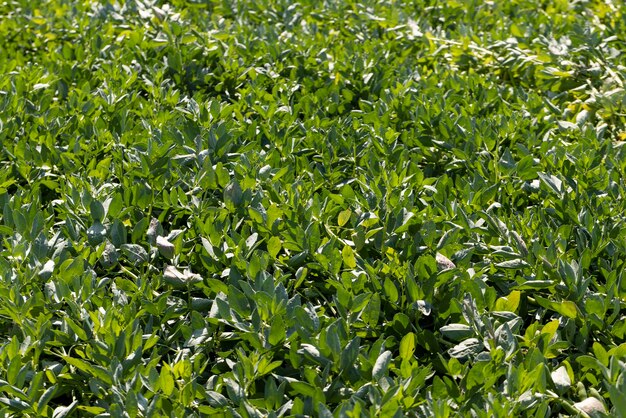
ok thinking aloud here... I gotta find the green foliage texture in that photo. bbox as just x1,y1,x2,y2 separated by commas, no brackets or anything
1,0,626,416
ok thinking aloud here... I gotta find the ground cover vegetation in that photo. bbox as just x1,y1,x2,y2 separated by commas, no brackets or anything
1,0,626,416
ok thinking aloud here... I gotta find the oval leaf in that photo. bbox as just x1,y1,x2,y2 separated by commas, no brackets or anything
372,350,392,380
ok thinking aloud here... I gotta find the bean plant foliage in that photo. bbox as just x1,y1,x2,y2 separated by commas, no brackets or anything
1,0,626,416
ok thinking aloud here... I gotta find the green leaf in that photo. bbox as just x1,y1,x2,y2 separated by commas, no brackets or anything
494,291,521,312
515,280,554,290
607,387,626,416
495,259,529,269
340,338,360,371
100,241,119,269
6,357,21,386
121,244,148,264
267,236,281,258
552,300,578,319
62,357,112,385
338,209,351,227
86,221,107,246
64,316,89,341
448,338,483,359
399,332,416,360
224,179,243,210
436,227,460,251
372,350,392,380
258,360,282,376
163,266,202,289
440,324,473,341
269,319,285,346
383,277,399,303
206,391,229,407
362,294,380,327
359,212,379,228
290,381,325,403
538,172,563,195
90,200,105,222
592,342,609,366
466,361,487,391
37,385,57,412
341,244,357,269
61,257,84,279
405,275,420,302
110,219,127,247
510,23,524,37
0,397,29,411
158,365,175,396
535,296,578,319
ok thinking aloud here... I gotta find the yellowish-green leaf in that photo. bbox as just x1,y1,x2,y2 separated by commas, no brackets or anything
338,209,351,227
267,236,281,258
342,245,357,269
399,332,416,360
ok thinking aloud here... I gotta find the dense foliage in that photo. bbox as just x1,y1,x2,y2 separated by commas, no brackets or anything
1,0,626,416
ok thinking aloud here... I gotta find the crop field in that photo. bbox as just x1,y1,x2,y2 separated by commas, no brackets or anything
2,0,626,416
